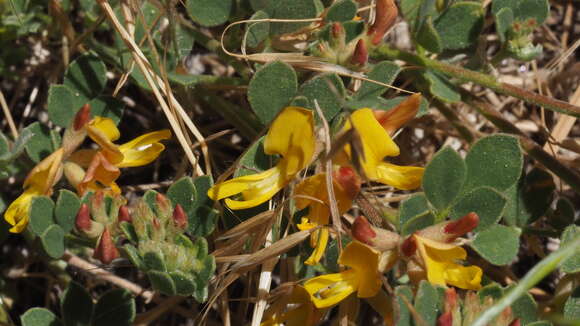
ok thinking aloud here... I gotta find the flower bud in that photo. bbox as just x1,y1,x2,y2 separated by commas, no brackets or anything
62,104,91,157
91,191,109,224
509,319,521,326
437,312,453,326
75,204,91,232
63,161,86,189
172,204,188,229
329,22,346,49
443,212,479,237
156,193,171,218
401,235,417,256
367,0,398,45
351,39,368,66
351,216,400,252
93,227,120,265
333,166,361,199
74,104,91,131
118,205,132,223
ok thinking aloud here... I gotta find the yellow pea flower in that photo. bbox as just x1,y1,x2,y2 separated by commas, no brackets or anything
341,108,424,190
304,241,382,308
4,148,64,233
261,285,323,326
295,167,360,265
208,107,315,210
413,235,482,290
403,213,483,290
68,117,171,194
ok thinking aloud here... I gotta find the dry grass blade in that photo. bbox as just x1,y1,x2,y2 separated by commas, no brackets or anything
216,210,275,241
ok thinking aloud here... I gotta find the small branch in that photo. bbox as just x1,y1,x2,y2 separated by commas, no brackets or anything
372,44,580,117
0,89,18,139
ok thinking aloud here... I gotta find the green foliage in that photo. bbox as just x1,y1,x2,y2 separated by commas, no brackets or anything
64,54,107,105
61,282,93,326
21,308,62,326
564,287,580,322
248,61,298,124
464,134,523,192
29,196,55,236
503,168,554,227
187,0,233,27
560,225,580,273
471,225,520,265
246,10,270,48
414,281,442,326
54,190,81,233
40,225,65,259
353,61,401,100
92,289,135,326
422,147,466,212
416,17,442,53
423,71,461,103
299,73,345,120
269,0,320,35
433,2,484,50
394,285,414,326
399,193,430,230
24,122,60,163
450,187,507,231
0,129,33,179
325,0,357,22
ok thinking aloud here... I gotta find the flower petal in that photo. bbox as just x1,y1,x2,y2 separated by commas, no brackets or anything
374,162,424,190
338,241,382,298
444,264,483,290
304,227,329,266
89,117,120,141
348,109,400,180
87,117,122,163
4,190,38,233
117,130,171,168
78,152,121,195
264,107,315,176
304,270,358,308
24,148,64,194
208,167,284,210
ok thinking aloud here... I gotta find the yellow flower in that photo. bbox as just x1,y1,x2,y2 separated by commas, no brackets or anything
341,108,424,190
4,149,64,233
208,107,315,209
261,285,323,326
304,241,382,308
68,117,171,194
295,167,359,265
413,234,482,290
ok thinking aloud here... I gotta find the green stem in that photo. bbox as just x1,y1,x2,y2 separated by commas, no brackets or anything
471,236,580,326
371,45,580,117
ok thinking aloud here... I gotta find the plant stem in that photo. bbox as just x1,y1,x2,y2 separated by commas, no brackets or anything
371,45,580,117
471,236,580,326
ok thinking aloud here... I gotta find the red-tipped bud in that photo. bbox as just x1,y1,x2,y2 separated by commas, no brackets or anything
156,193,171,215
333,166,361,199
118,206,131,223
352,216,376,245
173,204,188,229
509,319,521,326
75,204,92,231
373,93,422,135
152,218,161,230
331,22,344,39
351,39,368,66
401,235,417,256
437,312,453,326
443,212,479,237
93,228,119,265
367,0,398,45
73,104,91,131
444,288,458,310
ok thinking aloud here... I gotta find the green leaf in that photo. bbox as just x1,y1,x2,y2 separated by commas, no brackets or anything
46,85,86,127
269,0,320,35
478,283,504,301
325,0,357,22
248,61,298,124
189,175,216,237
246,10,270,49
235,137,272,177
494,7,514,42
92,289,135,326
299,73,345,121
503,168,554,227
414,281,441,326
29,196,56,236
21,308,63,326
3,127,33,162
250,0,271,11
401,211,435,236
167,176,197,215
547,198,575,231
61,282,93,326
394,285,414,326
24,122,60,163
64,53,107,103
122,244,144,270
434,2,484,50
187,0,233,27
416,16,442,53
354,61,401,100
491,0,549,25
192,255,215,302
564,286,580,322
143,251,167,272
400,0,437,30
399,193,431,230
147,271,176,295
54,190,80,233
507,285,538,325
560,225,580,274
170,271,196,296
0,133,8,157
88,96,124,125
119,222,138,243
346,95,429,116
471,225,520,265
464,134,523,192
450,187,507,231
422,147,466,212
40,224,65,259
423,71,460,103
